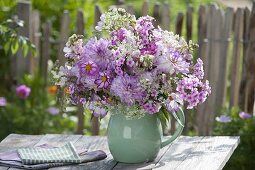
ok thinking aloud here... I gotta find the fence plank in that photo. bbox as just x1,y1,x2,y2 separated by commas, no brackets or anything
182,4,194,134
77,9,84,35
58,10,70,66
126,5,135,15
196,5,208,134
170,12,184,134
216,8,234,109
30,10,40,74
16,1,32,79
153,3,161,27
142,0,149,16
175,12,184,36
186,5,193,41
161,2,170,30
245,2,255,113
239,8,250,112
76,9,85,134
41,21,51,82
206,6,224,135
200,4,218,135
230,8,244,108
91,5,102,136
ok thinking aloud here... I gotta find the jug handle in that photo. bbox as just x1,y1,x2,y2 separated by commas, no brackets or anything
161,108,185,148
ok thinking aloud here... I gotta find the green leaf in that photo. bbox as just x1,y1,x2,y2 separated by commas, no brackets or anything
4,41,10,55
23,45,29,57
11,39,19,55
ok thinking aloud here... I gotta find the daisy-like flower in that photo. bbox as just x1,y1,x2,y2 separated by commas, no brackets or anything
80,61,98,76
165,93,183,112
95,72,110,89
155,49,189,74
239,111,252,119
215,115,232,123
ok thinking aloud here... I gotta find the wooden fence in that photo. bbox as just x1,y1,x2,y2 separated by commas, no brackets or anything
13,0,255,135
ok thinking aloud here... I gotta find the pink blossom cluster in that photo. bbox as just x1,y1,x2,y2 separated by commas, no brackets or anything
53,8,211,118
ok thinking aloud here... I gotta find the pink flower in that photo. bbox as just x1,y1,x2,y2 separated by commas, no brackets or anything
16,85,31,99
0,97,7,106
239,112,252,119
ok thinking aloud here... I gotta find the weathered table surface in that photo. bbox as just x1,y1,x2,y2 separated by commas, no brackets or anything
0,134,239,170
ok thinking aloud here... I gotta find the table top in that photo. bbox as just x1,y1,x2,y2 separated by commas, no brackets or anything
0,134,239,170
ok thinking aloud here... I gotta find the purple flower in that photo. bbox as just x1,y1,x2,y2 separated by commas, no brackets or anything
165,93,183,112
177,77,211,109
239,112,252,119
216,115,232,123
142,102,161,114
92,107,107,118
16,85,31,99
95,72,110,89
79,61,98,76
193,58,204,79
111,28,128,45
47,107,60,115
155,50,189,74
84,38,113,71
110,74,144,105
0,97,7,106
126,57,135,67
115,66,123,76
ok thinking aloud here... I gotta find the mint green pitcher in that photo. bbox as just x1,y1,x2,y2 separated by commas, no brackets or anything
107,108,185,163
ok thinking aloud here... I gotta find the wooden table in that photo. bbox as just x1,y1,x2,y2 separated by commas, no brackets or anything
0,134,239,170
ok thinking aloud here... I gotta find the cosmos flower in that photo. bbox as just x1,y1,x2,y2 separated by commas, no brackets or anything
95,72,110,89
79,61,98,76
16,85,31,99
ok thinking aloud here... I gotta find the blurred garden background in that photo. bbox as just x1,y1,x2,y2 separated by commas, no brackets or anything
0,0,255,169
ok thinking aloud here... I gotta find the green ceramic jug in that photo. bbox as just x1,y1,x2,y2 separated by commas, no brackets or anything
107,108,185,163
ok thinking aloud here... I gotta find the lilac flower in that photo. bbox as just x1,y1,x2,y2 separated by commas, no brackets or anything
95,72,110,89
79,98,86,104
0,97,7,106
126,57,135,67
177,77,211,109
216,115,232,123
193,58,204,79
63,34,84,59
115,66,123,76
239,112,252,119
79,61,98,76
16,85,31,99
111,28,127,45
110,74,144,105
92,107,108,118
68,84,75,94
47,107,60,115
142,102,161,114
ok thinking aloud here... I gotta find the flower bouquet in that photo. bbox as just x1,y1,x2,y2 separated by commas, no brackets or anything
52,8,211,163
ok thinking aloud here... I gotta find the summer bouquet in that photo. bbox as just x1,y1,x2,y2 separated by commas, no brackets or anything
52,8,211,163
